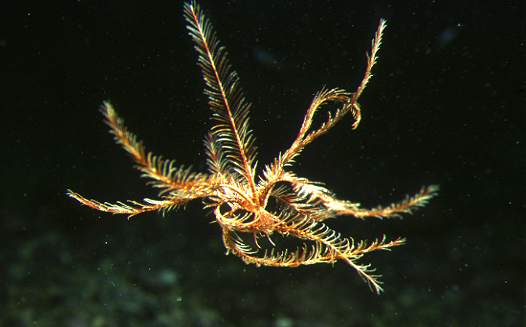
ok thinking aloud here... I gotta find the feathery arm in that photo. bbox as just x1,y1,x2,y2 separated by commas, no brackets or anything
260,19,387,192
101,102,212,196
66,189,192,218
184,1,258,197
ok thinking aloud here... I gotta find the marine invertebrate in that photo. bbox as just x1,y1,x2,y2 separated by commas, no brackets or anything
68,1,438,293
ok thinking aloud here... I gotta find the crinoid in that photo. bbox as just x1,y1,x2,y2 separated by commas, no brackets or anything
67,1,438,293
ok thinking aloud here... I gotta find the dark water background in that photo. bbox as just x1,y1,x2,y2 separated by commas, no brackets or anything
3,0,525,326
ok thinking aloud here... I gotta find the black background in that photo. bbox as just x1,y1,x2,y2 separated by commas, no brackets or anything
3,0,525,326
